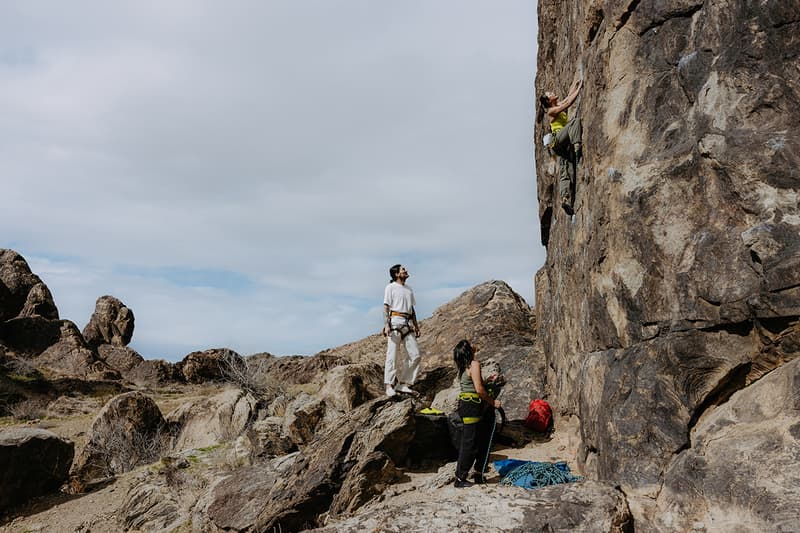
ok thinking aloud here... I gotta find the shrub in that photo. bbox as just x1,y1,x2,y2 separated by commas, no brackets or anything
218,352,285,399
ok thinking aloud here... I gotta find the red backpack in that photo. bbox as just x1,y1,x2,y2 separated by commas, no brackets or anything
524,399,552,432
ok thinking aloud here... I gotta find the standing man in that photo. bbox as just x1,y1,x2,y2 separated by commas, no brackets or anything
383,264,421,397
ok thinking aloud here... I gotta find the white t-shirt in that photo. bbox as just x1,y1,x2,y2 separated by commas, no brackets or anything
384,282,416,314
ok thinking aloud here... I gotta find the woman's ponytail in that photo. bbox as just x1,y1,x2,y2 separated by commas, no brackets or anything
536,94,550,124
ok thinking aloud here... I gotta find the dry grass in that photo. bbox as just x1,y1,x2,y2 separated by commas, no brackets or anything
7,398,48,421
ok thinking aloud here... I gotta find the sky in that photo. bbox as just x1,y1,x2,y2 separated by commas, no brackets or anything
1,1,543,362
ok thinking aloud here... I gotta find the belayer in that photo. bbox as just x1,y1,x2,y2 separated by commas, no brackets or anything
452,339,502,488
537,77,583,215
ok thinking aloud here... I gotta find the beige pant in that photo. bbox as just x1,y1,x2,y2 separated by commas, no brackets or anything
384,317,420,385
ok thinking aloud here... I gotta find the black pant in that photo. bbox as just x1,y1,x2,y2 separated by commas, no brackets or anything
456,399,496,480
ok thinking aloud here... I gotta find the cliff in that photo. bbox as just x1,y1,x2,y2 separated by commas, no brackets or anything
534,0,799,528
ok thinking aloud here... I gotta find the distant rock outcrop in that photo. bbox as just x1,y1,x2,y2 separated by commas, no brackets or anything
177,348,244,384
0,249,59,322
0,428,74,512
534,0,799,527
0,249,115,379
82,295,135,348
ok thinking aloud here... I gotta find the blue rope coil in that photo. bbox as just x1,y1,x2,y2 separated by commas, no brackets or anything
497,460,583,489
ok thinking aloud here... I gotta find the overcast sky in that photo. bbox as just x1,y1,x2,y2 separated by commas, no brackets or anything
1,1,542,362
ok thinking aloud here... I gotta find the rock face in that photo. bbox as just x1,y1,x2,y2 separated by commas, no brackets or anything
0,428,75,512
534,0,799,526
654,356,800,531
82,295,135,348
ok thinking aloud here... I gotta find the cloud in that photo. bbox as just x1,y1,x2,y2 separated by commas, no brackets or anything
1,1,541,361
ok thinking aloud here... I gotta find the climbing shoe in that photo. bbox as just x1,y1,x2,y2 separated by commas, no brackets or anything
454,477,474,488
386,384,396,397
472,473,486,484
396,383,413,394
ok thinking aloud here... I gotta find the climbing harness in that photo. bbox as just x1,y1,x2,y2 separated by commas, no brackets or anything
458,391,482,403
388,311,415,339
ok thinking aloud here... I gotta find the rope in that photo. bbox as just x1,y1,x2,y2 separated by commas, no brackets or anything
478,408,499,475
499,461,583,489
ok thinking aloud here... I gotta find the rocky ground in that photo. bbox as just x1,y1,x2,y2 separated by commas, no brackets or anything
0,382,590,533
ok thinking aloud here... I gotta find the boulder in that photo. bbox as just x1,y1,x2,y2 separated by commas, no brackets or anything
82,295,135,348
35,320,113,378
71,391,168,485
0,317,112,379
0,249,59,322
316,362,384,412
312,480,632,532
166,388,257,452
248,416,297,457
177,348,244,384
282,393,327,447
654,357,800,531
253,351,350,388
0,428,74,511
97,344,145,375
128,358,182,385
0,316,65,357
120,480,182,532
255,397,417,532
205,452,299,531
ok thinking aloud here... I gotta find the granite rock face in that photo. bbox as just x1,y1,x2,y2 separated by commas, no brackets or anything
534,0,799,527
654,356,800,532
